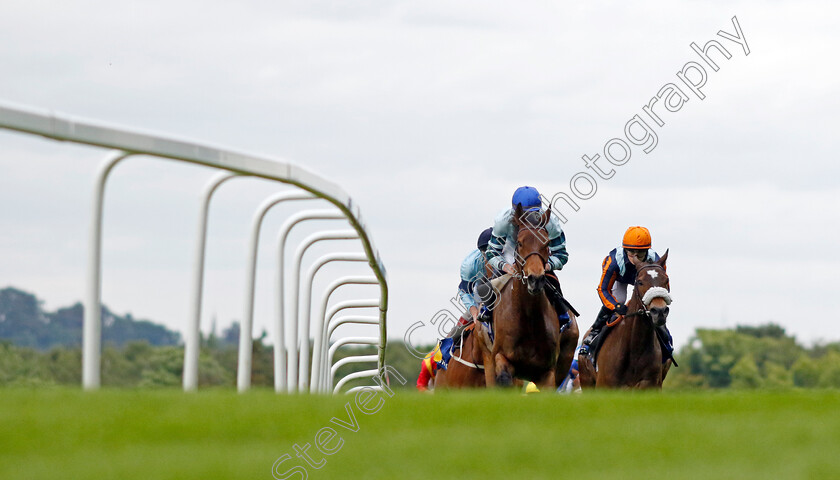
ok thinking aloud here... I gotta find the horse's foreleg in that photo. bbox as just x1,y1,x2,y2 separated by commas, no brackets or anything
634,379,661,389
661,358,673,384
634,367,665,389
577,353,596,390
538,370,556,392
475,324,497,387
494,353,515,387
483,354,496,387
434,369,447,390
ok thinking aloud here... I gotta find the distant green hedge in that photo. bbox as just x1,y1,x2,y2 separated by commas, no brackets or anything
665,323,840,390
3,320,839,391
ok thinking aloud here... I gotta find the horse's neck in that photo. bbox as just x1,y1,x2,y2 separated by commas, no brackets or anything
511,281,550,327
625,300,657,354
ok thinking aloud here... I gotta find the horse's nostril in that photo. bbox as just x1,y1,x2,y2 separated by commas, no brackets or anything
650,307,669,322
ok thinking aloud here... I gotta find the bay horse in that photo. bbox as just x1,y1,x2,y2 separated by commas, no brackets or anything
578,251,673,389
489,204,579,390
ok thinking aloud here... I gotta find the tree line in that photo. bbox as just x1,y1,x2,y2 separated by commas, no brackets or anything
3,325,839,390
3,286,840,390
0,334,411,389
0,287,180,349
0,286,407,389
664,324,840,389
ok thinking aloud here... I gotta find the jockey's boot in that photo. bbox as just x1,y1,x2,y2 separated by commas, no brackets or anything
544,274,569,320
579,306,613,356
475,277,498,310
545,283,569,319
445,318,470,340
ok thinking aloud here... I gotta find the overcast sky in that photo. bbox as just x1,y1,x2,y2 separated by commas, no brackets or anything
1,0,838,353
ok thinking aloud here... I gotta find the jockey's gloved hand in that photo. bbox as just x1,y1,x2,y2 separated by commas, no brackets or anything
614,304,628,315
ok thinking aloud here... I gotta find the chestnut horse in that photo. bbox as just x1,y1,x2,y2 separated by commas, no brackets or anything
578,251,673,389
489,205,579,389
435,259,498,389
433,322,495,389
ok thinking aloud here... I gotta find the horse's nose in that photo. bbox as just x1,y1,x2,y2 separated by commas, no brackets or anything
524,275,543,295
650,306,669,326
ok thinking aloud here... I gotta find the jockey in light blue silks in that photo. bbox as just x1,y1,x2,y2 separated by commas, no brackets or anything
458,228,495,322
437,228,496,369
483,186,571,323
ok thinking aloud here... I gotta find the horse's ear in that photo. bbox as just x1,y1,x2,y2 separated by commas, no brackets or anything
542,205,552,226
657,249,669,267
513,203,524,226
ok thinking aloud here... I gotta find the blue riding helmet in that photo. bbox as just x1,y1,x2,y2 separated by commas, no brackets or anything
477,227,493,251
511,186,541,211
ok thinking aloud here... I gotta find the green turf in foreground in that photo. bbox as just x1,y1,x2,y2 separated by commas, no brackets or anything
1,388,839,479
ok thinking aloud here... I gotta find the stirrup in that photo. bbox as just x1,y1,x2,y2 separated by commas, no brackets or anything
579,344,591,356
478,306,493,324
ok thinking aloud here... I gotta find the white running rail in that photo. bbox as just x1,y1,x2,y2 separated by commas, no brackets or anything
0,101,388,393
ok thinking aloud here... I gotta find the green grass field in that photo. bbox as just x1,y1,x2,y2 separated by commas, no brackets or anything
2,388,839,479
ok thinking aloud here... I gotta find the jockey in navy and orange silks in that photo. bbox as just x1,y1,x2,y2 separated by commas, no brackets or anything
580,226,667,355
597,227,660,312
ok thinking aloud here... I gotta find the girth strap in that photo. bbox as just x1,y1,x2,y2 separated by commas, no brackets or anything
450,354,484,370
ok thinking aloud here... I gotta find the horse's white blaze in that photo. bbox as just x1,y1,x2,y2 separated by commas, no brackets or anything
647,269,659,279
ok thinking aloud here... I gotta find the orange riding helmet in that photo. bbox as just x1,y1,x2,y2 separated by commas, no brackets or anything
622,226,651,250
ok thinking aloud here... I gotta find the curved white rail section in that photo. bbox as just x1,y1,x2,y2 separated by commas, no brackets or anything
184,171,241,391
0,102,388,392
242,192,317,393
326,337,380,393
308,276,379,391
323,315,381,390
275,210,347,392
317,299,381,391
333,369,381,395
298,252,369,393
